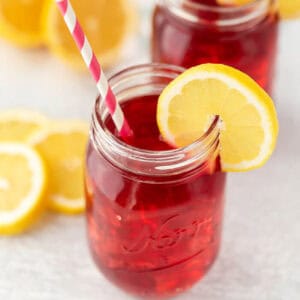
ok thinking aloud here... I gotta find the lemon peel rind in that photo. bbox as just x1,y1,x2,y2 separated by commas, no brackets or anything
49,195,85,214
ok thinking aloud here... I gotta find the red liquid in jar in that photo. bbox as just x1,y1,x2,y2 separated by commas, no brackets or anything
85,95,226,297
152,0,279,93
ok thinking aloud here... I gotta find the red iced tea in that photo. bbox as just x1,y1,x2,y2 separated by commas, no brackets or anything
152,0,279,93
85,64,226,297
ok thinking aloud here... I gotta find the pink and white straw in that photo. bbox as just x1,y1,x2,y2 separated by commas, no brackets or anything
55,0,132,138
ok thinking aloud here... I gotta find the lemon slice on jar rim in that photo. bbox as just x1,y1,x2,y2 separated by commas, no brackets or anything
156,63,279,172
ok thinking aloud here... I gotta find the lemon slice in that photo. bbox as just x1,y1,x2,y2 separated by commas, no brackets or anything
157,64,278,172
0,143,47,234
0,0,46,47
29,121,89,214
0,110,47,143
217,0,300,19
43,0,137,69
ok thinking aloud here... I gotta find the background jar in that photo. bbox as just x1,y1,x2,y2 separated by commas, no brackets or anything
152,0,279,93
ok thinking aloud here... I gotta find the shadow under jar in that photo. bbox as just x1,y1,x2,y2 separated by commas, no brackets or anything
152,0,279,93
85,64,227,297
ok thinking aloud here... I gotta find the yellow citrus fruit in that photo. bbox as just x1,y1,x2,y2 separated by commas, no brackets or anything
0,110,47,143
157,64,278,172
29,121,89,214
43,0,137,69
278,0,300,19
0,143,47,235
217,0,300,19
0,0,46,47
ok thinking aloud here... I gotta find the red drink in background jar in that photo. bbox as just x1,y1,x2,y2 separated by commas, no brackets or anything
152,0,279,93
85,64,226,297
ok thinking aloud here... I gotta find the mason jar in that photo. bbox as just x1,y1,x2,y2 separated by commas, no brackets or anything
152,0,279,93
85,63,227,297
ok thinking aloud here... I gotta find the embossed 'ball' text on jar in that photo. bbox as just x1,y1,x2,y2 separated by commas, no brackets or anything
84,63,227,297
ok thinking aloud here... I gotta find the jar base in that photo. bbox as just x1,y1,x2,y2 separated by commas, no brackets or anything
89,241,221,298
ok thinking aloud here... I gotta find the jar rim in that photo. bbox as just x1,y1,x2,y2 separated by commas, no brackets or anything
158,0,275,27
91,63,220,176
163,0,264,13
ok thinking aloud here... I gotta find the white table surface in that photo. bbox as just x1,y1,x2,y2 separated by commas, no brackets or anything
0,2,300,299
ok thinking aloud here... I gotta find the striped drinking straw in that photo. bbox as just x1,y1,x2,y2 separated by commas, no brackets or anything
55,0,133,138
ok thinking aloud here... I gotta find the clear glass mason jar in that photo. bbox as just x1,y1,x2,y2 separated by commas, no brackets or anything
152,0,279,93
85,63,227,297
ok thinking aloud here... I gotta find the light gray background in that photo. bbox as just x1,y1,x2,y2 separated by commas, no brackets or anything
0,1,299,299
